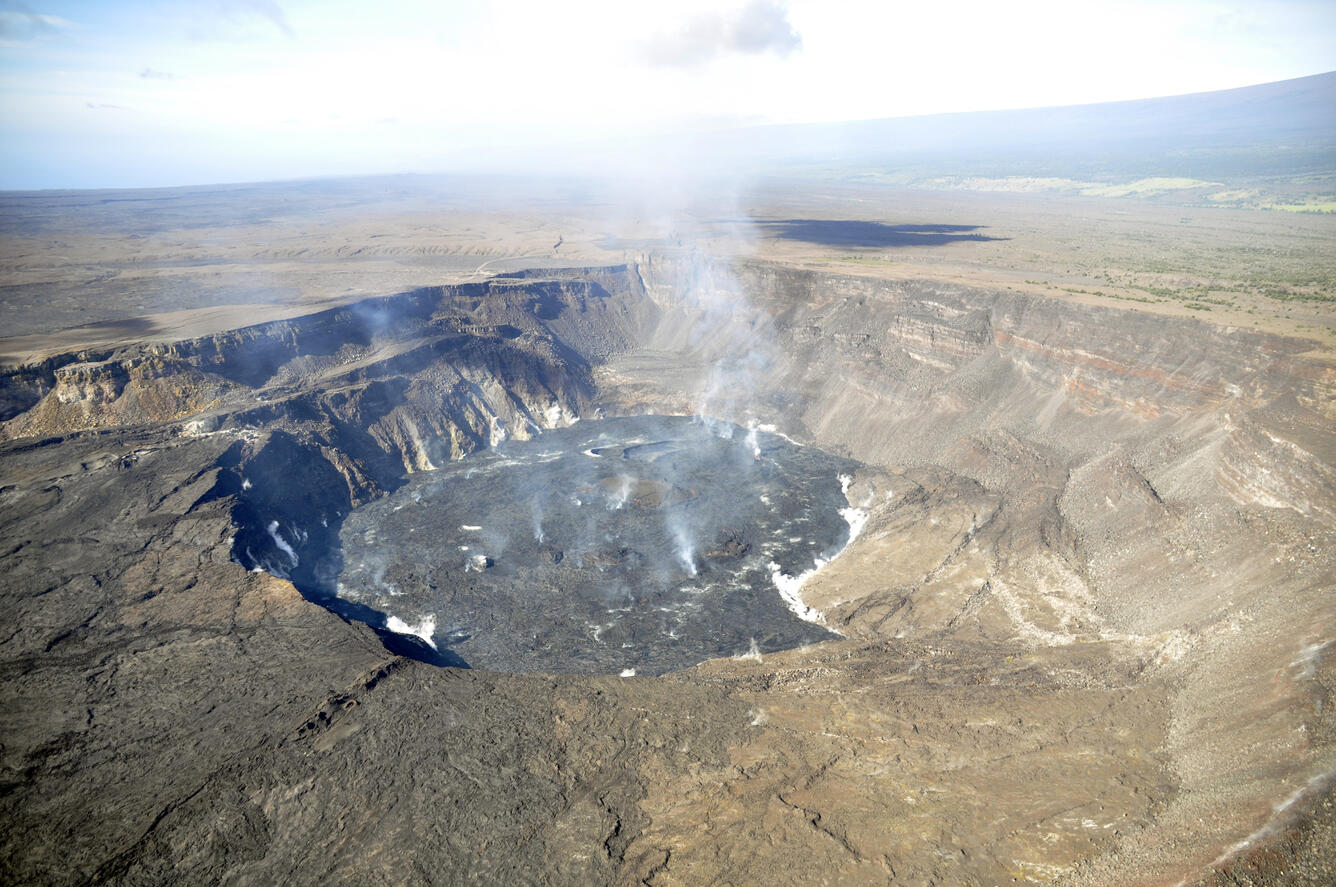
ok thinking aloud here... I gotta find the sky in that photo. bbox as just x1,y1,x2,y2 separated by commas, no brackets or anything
1,0,1333,189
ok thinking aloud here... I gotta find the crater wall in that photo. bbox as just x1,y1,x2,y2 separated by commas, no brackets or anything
615,256,1336,884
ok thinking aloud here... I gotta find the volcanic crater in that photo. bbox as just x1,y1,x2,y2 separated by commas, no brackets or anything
2,256,1333,885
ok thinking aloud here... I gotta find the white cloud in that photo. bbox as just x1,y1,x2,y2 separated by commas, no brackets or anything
0,0,1332,187
0,3,73,43
644,0,801,67
210,0,295,39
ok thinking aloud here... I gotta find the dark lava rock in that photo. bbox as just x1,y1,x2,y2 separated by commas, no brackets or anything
332,416,857,674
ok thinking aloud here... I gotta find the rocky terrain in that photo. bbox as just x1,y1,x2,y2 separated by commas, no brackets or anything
1,253,1333,886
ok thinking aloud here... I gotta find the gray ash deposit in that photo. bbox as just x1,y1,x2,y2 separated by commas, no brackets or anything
334,415,861,674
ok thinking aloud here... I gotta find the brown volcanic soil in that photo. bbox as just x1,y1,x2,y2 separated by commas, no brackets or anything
1,182,1334,886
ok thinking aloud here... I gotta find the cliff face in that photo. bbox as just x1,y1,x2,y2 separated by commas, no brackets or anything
1,261,1332,886
611,257,1336,883
1,273,654,449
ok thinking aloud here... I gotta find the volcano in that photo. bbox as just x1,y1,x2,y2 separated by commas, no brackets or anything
1,199,1333,885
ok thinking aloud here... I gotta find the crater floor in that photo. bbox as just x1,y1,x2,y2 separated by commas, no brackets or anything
334,415,854,674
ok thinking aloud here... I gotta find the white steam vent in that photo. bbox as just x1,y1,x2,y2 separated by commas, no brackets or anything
385,614,438,649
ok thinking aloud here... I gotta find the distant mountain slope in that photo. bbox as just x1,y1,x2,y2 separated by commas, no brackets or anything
709,71,1336,185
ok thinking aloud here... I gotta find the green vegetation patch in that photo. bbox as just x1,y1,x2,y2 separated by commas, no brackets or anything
925,176,1092,193
1266,202,1336,214
832,255,898,266
1079,178,1221,197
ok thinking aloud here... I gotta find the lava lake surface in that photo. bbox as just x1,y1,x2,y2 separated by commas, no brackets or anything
335,415,862,674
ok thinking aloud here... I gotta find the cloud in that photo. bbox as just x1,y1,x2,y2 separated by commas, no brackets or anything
729,0,803,56
644,0,802,68
139,68,176,80
0,1,72,42
190,0,294,40
228,0,295,39
86,102,125,110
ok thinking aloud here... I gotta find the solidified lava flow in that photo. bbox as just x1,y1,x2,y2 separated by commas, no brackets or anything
334,415,862,674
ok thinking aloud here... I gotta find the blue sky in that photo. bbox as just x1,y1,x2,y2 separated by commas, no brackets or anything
1,0,1333,189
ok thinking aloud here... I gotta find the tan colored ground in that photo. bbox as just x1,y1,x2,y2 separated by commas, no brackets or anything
3,181,1333,363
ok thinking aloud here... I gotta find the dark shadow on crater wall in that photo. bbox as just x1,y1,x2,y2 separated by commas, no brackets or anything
202,434,471,669
750,219,1007,247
